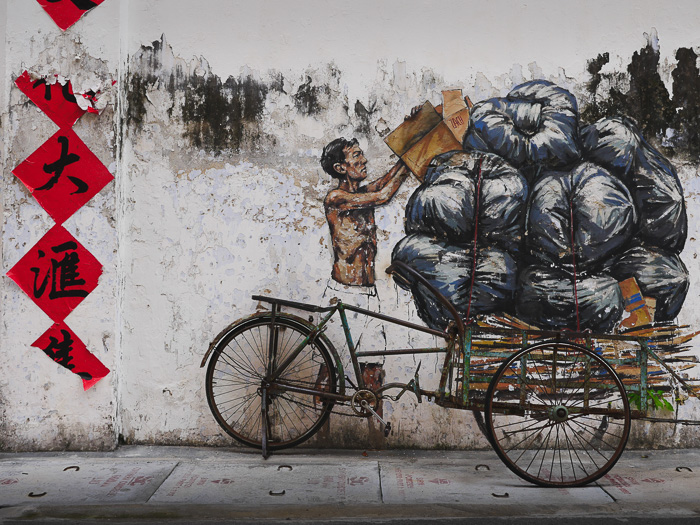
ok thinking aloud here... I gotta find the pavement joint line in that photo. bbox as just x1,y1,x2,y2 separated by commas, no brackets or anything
378,461,384,504
595,481,618,503
144,461,181,504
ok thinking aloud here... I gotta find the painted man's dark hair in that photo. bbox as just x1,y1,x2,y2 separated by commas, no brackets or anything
321,137,359,179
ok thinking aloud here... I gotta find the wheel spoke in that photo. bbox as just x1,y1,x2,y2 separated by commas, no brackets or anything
561,423,583,481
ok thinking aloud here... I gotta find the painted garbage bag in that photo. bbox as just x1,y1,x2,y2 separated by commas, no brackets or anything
405,151,528,251
463,80,581,174
581,116,687,252
526,161,637,272
391,234,517,330
515,264,624,332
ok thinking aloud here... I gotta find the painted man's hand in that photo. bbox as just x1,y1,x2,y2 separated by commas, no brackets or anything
405,105,423,120
395,160,410,177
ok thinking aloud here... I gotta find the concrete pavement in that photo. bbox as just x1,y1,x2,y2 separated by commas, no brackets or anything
1,446,699,523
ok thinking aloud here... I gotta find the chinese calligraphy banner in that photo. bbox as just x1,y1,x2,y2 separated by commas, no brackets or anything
32,322,110,390
6,224,102,323
36,0,106,32
15,71,85,129
13,128,114,225
13,6,111,390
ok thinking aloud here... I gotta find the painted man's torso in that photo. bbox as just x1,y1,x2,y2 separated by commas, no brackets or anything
325,193,377,287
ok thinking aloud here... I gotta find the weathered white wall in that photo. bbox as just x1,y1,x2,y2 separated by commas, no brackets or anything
2,0,700,450
1,0,121,449
0,1,6,441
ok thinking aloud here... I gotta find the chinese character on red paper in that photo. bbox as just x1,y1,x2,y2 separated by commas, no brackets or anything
32,322,110,390
13,128,114,225
15,71,86,128
7,225,102,323
36,0,106,32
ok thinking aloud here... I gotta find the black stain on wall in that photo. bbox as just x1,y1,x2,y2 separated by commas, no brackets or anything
126,34,700,159
672,47,700,157
126,37,164,129
126,36,347,153
581,42,674,138
626,42,675,138
126,36,276,153
354,100,375,136
582,36,700,159
294,75,330,116
181,74,269,151
583,52,632,123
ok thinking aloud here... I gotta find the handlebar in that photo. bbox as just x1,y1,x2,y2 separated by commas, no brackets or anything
386,261,466,341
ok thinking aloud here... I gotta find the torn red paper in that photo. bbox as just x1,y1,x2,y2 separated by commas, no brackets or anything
6,224,102,323
13,128,114,225
15,71,85,128
78,82,116,114
32,322,110,390
36,0,106,32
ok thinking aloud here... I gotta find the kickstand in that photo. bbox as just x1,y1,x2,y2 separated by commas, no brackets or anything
261,387,271,460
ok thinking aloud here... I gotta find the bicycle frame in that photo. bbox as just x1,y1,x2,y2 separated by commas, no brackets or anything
256,262,467,400
204,255,696,418
249,302,697,422
257,294,455,400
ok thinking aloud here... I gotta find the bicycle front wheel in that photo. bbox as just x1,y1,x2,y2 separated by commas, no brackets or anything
485,342,630,487
205,313,337,450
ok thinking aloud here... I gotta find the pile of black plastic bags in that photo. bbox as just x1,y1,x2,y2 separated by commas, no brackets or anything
392,80,688,332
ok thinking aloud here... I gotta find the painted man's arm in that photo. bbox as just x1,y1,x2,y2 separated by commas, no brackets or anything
326,167,410,211
364,159,407,193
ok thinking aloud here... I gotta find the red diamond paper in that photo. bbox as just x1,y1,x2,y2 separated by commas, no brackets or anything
36,0,106,32
15,71,86,129
13,128,114,225
32,321,110,390
6,224,102,323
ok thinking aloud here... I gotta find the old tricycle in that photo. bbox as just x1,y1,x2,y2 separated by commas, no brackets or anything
201,261,699,487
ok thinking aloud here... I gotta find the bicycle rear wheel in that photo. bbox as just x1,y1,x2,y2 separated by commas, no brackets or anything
485,342,630,487
205,313,337,450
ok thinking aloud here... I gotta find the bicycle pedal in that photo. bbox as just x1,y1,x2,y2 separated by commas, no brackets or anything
384,422,392,437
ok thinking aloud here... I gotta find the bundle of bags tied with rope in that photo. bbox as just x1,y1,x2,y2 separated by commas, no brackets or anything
390,80,689,334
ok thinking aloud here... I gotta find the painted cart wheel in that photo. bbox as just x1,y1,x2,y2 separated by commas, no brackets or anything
485,342,630,487
206,313,337,450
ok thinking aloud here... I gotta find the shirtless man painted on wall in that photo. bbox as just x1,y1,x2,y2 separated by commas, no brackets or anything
321,138,409,288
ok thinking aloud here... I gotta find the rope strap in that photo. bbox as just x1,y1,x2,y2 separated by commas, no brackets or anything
569,195,581,332
465,157,484,323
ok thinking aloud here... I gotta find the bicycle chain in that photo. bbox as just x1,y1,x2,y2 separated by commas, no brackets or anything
276,392,370,418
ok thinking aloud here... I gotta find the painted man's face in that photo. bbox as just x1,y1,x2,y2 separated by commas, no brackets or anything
337,144,368,182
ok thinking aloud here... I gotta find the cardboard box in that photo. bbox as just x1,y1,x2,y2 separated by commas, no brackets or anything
618,277,653,329
441,89,472,143
384,101,463,181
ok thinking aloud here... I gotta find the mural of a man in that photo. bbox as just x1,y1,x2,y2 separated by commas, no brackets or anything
321,138,409,289
319,138,409,356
